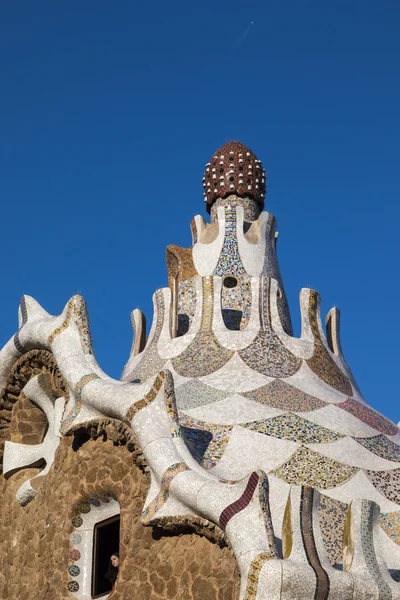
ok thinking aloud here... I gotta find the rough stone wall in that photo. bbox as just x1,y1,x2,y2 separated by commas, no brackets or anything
0,419,240,600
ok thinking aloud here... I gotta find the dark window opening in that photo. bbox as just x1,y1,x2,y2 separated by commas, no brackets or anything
222,309,242,331
223,276,238,289
92,515,120,598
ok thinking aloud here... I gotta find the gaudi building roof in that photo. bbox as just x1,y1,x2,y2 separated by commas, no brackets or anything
1,142,400,599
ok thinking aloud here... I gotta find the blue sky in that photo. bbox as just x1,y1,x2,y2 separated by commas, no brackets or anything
1,1,399,421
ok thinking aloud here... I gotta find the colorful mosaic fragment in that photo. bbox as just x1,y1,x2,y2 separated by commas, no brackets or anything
68,565,80,577
126,290,167,383
213,206,246,277
355,435,400,462
338,399,398,436
70,533,81,544
67,581,79,593
219,472,259,529
177,276,197,336
318,495,348,565
221,274,252,331
379,512,400,546
272,446,358,489
243,552,276,600
48,298,74,344
71,516,83,528
61,373,99,434
242,378,326,412
366,468,400,505
69,549,81,561
300,487,330,600
172,277,234,377
360,500,392,599
141,462,189,524
242,414,342,444
172,331,234,377
73,296,93,354
306,291,352,396
175,379,230,411
179,413,233,469
258,473,278,553
239,331,301,378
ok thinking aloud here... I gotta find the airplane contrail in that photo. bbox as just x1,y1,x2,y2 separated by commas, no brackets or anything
232,21,254,52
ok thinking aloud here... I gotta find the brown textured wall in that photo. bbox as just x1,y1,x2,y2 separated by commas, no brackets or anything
0,360,240,600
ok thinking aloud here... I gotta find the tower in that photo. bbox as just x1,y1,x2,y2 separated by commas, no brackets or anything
1,142,400,599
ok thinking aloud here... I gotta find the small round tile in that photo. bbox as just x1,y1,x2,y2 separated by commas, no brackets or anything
72,516,83,528
68,565,80,577
67,581,79,592
70,533,82,545
78,502,91,514
89,497,101,507
69,549,81,561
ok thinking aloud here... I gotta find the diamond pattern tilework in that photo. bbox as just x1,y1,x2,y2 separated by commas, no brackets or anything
175,379,230,411
242,379,327,412
239,331,302,378
379,512,400,545
306,291,352,396
338,399,398,436
318,495,348,565
242,414,343,444
355,435,400,463
179,412,233,469
366,469,400,505
272,446,358,489
360,500,392,599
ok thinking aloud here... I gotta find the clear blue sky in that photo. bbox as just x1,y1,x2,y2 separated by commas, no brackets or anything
1,1,399,421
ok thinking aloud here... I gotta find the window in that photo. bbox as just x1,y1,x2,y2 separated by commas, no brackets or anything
92,515,120,598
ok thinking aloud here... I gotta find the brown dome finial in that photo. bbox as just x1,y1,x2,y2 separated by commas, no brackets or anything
202,141,266,214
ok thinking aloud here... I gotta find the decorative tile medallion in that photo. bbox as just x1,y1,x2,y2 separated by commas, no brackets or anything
243,414,342,444
67,581,79,593
306,291,352,396
69,549,81,561
68,565,80,577
70,533,82,545
338,399,398,436
78,501,91,514
89,497,101,507
71,516,83,528
272,446,358,489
